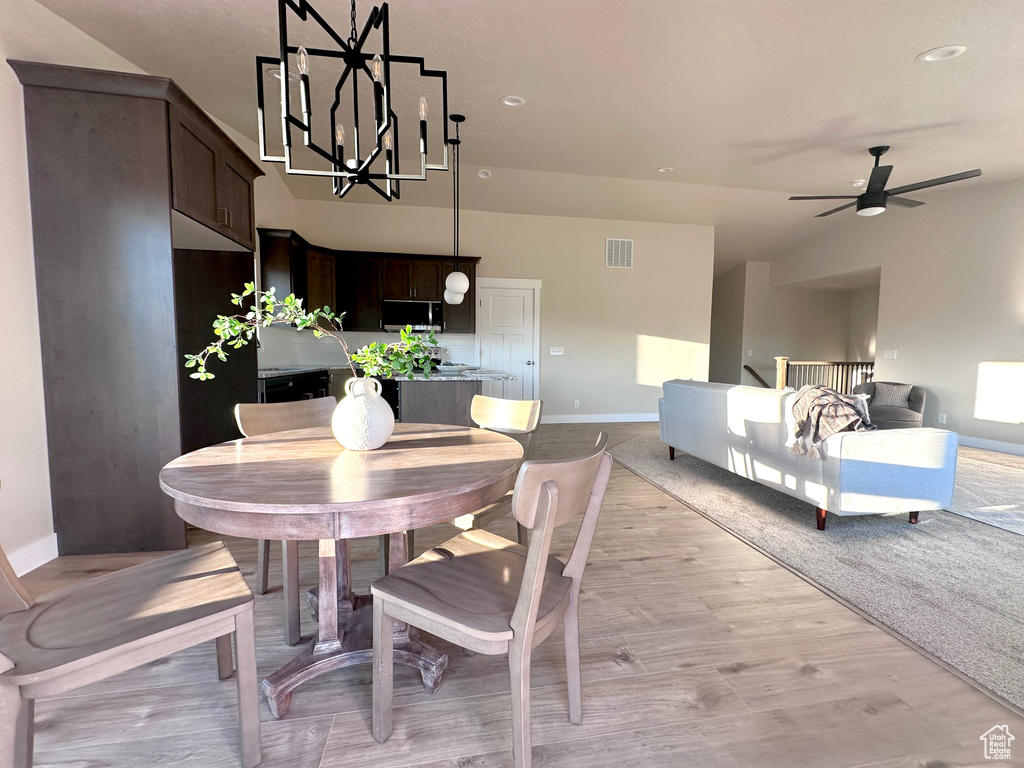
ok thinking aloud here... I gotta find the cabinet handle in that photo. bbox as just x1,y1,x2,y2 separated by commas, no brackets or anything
227,209,232,228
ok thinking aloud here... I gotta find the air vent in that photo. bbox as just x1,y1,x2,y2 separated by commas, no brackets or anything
606,238,633,268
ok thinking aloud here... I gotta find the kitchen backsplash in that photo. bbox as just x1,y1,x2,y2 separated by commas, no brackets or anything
257,326,478,368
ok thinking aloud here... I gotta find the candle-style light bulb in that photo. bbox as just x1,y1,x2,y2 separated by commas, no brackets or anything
418,96,428,121
383,129,393,151
371,53,383,83
297,46,310,76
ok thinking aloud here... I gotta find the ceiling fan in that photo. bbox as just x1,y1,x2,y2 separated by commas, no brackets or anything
789,146,982,217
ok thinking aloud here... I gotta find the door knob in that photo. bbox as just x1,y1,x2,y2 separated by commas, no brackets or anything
525,361,534,365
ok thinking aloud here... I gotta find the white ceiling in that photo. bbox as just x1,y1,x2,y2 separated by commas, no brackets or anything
36,0,1024,263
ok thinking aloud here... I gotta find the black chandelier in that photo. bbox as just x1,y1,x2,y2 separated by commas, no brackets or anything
255,0,450,200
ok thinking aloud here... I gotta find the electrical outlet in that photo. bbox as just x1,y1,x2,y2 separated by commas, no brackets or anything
883,349,898,360
937,413,947,424
550,346,564,356
574,399,580,409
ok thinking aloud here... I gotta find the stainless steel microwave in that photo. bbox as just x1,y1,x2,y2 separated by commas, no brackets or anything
382,300,442,332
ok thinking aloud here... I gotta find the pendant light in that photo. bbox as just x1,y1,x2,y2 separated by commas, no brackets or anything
444,114,470,304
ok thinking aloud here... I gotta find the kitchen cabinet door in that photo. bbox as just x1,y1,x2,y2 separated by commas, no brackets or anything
219,152,255,249
382,259,413,299
169,106,221,233
412,260,443,300
338,256,382,331
306,248,336,312
442,261,476,333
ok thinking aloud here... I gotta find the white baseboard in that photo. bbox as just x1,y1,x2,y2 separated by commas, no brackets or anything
8,533,59,577
958,435,1024,457
543,413,659,424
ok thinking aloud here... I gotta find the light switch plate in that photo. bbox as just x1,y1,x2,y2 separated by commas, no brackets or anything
550,347,565,356
937,413,947,424
883,349,898,359
747,349,753,357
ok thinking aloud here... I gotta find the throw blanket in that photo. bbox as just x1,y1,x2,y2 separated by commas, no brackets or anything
791,385,875,458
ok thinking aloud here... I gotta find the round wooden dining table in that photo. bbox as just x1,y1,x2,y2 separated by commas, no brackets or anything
159,422,524,718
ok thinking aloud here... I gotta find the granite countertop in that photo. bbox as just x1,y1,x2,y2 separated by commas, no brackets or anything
257,365,331,380
396,370,516,382
258,365,515,382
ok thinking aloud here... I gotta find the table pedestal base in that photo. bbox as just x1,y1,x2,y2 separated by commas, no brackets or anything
261,535,448,719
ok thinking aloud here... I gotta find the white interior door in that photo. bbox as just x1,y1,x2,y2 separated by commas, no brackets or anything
477,285,537,400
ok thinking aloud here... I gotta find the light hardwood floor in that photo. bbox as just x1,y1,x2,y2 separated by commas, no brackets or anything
20,423,1024,767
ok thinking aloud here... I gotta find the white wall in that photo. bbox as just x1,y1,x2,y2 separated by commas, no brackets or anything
0,0,148,563
708,264,746,385
847,284,879,362
772,179,1024,447
292,201,715,418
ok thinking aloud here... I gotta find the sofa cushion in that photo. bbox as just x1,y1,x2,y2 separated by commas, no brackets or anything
873,382,913,408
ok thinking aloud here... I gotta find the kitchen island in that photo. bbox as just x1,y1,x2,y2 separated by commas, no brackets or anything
397,371,515,427
258,366,515,426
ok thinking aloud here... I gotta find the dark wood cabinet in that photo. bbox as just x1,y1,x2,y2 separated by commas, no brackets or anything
382,259,413,299
259,230,334,315
259,229,478,334
168,104,257,250
306,248,336,312
442,261,477,333
12,61,262,555
382,259,443,300
337,255,382,331
412,260,443,300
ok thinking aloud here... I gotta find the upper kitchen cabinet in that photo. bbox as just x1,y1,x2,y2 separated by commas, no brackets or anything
382,259,443,300
169,104,259,250
10,61,262,556
259,230,336,313
337,255,382,331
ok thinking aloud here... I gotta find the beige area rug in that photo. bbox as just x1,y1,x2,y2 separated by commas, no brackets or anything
610,434,1024,710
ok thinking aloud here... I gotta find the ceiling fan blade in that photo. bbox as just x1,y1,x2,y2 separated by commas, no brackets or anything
867,165,893,193
815,201,858,217
888,196,925,208
887,169,982,196
789,195,859,200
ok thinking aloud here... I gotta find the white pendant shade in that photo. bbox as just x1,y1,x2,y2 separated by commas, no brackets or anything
444,289,465,305
445,270,470,294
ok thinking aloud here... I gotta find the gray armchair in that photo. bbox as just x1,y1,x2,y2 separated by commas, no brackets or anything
852,381,926,429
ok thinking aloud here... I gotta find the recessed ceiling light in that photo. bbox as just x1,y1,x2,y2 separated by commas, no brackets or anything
916,45,967,62
477,169,492,179
500,95,526,107
657,167,675,173
851,179,866,188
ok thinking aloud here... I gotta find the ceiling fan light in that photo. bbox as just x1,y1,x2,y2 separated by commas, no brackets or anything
856,206,886,217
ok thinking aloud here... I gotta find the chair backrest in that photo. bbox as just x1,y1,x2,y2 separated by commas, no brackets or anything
509,434,612,637
0,543,34,621
852,381,926,414
234,396,338,437
471,395,543,459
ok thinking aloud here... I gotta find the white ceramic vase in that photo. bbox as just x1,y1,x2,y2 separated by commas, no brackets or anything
331,377,395,451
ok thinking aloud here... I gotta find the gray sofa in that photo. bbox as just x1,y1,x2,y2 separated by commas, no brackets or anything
659,380,958,530
852,381,926,430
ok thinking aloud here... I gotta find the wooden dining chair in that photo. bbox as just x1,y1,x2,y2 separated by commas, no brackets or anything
235,397,334,646
0,541,261,768
371,433,612,768
234,397,392,645
465,395,543,546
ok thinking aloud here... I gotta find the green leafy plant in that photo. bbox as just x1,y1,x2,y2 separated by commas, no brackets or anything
349,326,438,380
185,282,436,382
